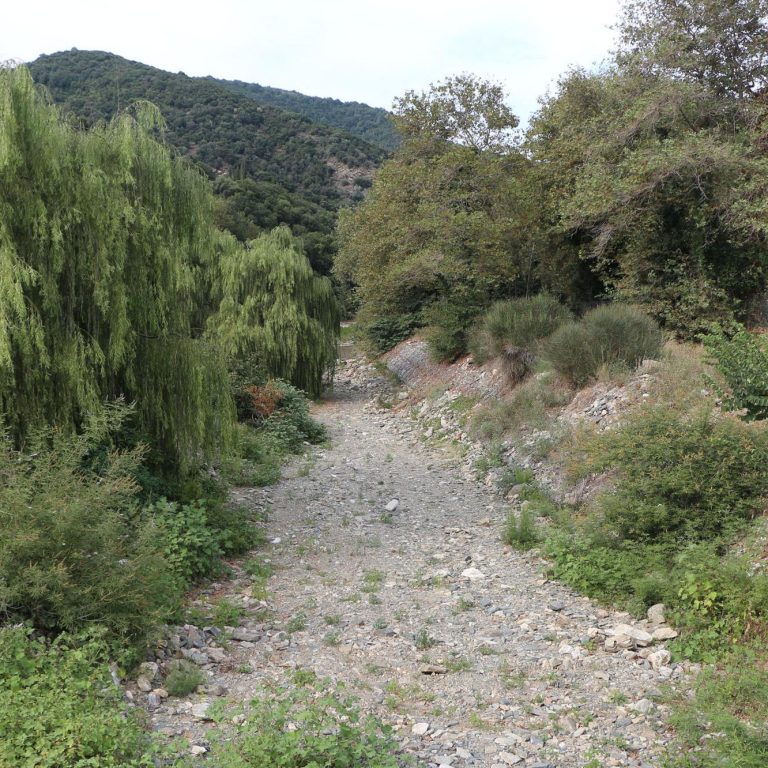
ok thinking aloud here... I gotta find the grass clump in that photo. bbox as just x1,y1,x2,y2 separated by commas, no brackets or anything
164,659,206,697
208,681,402,768
469,294,573,366
544,304,663,386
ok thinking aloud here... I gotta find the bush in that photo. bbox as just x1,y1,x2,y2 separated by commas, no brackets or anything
703,324,768,421
544,304,663,386
504,507,540,550
0,627,158,767
469,294,573,366
363,314,421,354
164,660,206,697
0,409,180,646
208,680,402,768
571,407,768,541
148,498,224,585
423,294,485,362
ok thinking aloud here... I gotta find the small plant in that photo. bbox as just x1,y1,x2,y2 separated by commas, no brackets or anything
362,569,385,592
504,507,540,550
165,660,206,697
212,599,245,628
323,631,341,646
446,655,472,672
373,618,388,630
324,614,341,626
453,597,475,614
415,629,437,650
286,613,307,633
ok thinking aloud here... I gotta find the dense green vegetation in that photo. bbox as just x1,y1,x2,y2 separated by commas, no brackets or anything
339,2,768,356
209,77,400,151
28,49,386,274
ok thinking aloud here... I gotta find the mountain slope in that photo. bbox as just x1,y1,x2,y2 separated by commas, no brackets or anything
208,77,400,151
28,49,387,272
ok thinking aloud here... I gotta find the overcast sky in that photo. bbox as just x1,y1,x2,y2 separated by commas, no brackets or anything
4,0,620,121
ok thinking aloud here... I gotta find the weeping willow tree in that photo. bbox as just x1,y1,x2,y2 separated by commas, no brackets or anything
0,65,233,477
206,226,338,398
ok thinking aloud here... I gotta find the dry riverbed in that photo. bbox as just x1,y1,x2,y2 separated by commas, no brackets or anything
136,359,689,768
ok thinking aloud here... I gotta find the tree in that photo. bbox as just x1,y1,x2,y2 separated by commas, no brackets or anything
336,76,537,356
392,74,519,154
616,0,768,98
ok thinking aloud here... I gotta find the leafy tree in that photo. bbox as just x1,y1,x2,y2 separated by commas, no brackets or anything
206,227,338,398
392,73,519,153
337,75,538,356
616,0,768,98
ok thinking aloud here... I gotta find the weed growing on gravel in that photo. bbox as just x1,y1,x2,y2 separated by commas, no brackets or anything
286,613,307,633
504,507,540,550
446,656,473,672
415,629,437,650
212,599,245,628
324,614,341,625
453,597,475,613
165,660,206,697
323,631,341,646
209,679,403,768
362,569,385,592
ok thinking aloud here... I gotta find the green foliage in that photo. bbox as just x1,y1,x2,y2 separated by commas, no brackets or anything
362,314,421,354
210,77,400,151
702,324,768,421
571,407,768,541
422,290,487,361
0,627,159,767
164,660,206,697
468,294,573,365
544,304,663,386
148,499,224,585
504,507,540,550
545,406,768,650
208,681,403,768
336,76,538,340
665,648,768,767
207,227,339,398
0,407,180,646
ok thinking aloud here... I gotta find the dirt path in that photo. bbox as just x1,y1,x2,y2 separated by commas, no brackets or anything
147,361,682,768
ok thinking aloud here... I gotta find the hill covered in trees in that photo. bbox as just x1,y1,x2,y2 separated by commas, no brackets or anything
28,49,387,273
208,77,399,151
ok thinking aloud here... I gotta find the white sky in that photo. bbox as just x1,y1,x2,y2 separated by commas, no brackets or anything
3,0,620,121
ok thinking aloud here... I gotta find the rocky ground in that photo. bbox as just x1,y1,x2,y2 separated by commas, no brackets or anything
131,357,693,768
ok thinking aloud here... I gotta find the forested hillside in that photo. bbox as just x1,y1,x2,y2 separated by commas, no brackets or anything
28,49,387,272
209,77,399,151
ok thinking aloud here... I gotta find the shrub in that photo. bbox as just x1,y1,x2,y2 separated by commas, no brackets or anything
164,660,206,697
469,294,573,366
544,304,663,386
504,507,540,550
571,407,768,541
209,682,402,768
423,294,485,362
363,314,421,354
149,498,224,585
0,410,180,646
703,324,768,421
0,627,157,767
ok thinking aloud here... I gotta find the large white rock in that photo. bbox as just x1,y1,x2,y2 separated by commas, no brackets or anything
461,567,486,581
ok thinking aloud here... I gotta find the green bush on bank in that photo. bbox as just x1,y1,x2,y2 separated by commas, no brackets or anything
544,304,663,386
469,295,573,365
0,627,160,768
0,408,181,647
